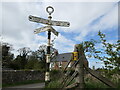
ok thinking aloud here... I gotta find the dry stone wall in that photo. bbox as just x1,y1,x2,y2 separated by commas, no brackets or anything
2,70,45,84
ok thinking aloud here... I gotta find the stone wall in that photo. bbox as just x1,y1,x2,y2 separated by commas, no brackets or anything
2,70,45,84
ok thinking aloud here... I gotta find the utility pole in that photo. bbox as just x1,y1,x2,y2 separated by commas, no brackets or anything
28,6,70,87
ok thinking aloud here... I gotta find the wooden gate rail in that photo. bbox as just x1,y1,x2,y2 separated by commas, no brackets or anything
61,71,78,88
60,60,79,88
59,44,117,88
84,66,117,88
63,59,72,72
80,44,117,88
65,83,78,89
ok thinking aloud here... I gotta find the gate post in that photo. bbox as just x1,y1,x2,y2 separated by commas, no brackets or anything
74,44,85,88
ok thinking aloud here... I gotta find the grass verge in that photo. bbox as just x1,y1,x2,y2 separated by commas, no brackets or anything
85,81,109,88
45,80,61,88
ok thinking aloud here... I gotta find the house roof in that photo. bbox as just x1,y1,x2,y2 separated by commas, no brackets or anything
51,52,73,62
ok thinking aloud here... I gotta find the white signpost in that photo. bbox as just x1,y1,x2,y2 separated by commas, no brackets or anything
29,6,70,86
34,26,59,36
29,15,70,27
50,27,59,36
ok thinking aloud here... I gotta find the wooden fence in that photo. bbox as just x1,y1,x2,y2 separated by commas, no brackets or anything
59,44,117,88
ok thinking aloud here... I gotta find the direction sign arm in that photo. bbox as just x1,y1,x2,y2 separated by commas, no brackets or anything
29,15,70,27
29,15,49,24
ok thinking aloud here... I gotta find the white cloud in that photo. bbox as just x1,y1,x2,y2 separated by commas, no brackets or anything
1,1,118,60
1,0,119,2
44,2,115,31
54,34,75,53
88,59,105,69
2,2,46,51
99,5,118,30
75,3,118,41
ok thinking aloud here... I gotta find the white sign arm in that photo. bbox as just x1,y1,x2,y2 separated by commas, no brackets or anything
29,15,70,27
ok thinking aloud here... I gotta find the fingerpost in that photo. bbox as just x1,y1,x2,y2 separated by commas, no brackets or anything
28,6,70,86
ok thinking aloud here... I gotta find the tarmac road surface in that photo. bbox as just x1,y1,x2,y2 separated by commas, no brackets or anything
5,83,45,89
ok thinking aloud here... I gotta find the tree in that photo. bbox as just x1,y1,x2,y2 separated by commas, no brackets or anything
38,44,58,60
12,50,41,70
2,43,14,69
17,47,31,69
83,31,120,71
34,44,58,70
25,51,40,69
11,55,22,70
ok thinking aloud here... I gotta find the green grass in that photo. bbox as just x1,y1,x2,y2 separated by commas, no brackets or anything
2,80,44,87
45,80,61,88
0,84,2,88
85,81,109,88
45,70,120,88
45,70,63,88
45,79,120,88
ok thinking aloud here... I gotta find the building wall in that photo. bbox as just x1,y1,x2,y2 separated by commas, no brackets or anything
50,61,75,70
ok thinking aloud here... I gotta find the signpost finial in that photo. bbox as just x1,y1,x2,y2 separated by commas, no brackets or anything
46,6,54,15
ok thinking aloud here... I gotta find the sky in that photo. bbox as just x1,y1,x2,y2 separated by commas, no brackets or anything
1,0,119,69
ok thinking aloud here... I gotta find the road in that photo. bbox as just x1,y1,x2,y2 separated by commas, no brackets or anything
6,83,45,88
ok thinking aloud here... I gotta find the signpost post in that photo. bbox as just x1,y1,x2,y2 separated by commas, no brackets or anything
28,6,70,86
